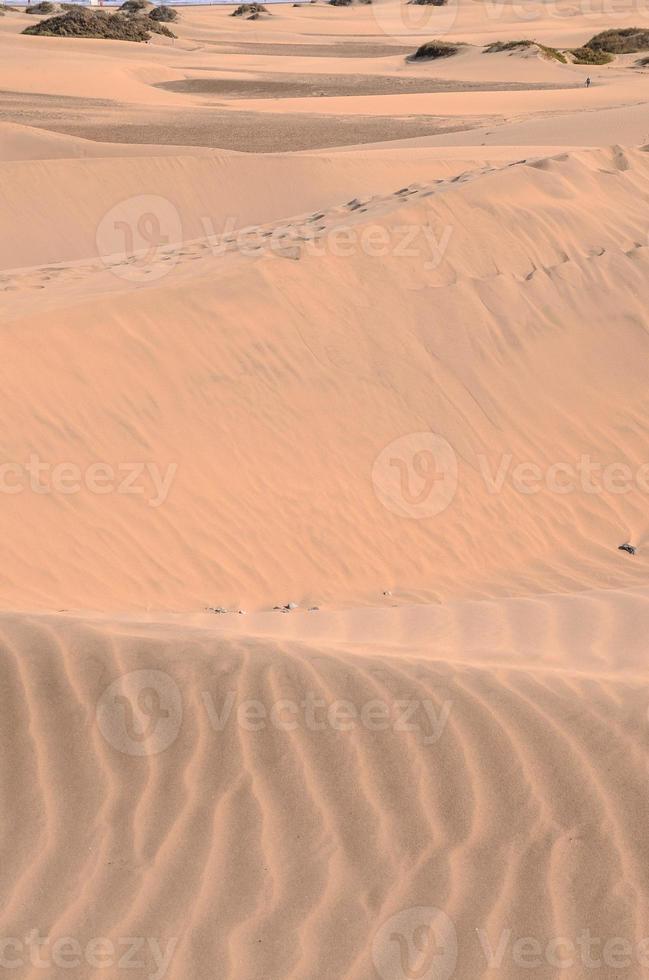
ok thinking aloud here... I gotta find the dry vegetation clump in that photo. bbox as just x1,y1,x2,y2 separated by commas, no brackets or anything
145,14,174,33
585,27,649,52
149,4,177,20
22,5,175,39
231,2,269,14
484,38,534,51
570,46,614,63
484,39,567,62
408,38,459,59
24,2,56,13
119,0,151,11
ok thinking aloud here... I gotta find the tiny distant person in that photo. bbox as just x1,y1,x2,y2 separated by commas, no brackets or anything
586,76,591,88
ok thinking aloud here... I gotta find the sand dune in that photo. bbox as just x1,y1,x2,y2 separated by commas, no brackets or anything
0,597,648,979
1,143,534,267
3,146,649,612
3,0,649,976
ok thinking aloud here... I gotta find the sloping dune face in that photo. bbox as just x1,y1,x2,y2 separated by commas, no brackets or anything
3,0,649,967
2,597,649,980
1,146,649,611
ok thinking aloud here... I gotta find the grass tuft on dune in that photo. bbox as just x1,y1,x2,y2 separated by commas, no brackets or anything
571,46,614,64
484,39,568,62
231,2,269,15
22,6,176,39
24,1,56,12
149,4,178,21
586,27,649,52
408,39,460,59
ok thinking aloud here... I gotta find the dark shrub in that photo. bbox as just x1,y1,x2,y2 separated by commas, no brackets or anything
571,45,613,63
231,2,268,13
586,27,649,52
484,39,533,52
484,39,567,62
409,39,459,59
25,2,56,13
146,14,174,32
149,4,177,19
23,6,175,39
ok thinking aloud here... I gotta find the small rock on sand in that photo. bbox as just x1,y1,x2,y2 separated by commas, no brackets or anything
618,543,637,555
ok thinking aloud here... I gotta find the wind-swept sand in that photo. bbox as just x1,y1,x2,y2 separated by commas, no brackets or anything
2,0,649,976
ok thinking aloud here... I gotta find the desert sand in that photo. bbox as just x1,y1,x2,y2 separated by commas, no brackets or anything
2,0,649,976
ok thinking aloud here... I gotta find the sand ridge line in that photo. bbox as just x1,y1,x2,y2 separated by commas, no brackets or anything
0,152,556,295
2,146,645,302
